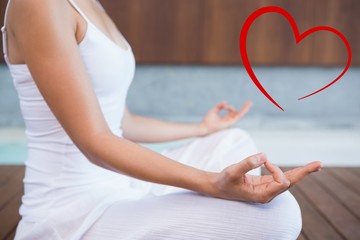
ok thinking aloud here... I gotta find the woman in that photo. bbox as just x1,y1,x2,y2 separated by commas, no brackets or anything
2,0,322,239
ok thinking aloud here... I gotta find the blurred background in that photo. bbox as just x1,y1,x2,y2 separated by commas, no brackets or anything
0,0,359,166
0,1,360,239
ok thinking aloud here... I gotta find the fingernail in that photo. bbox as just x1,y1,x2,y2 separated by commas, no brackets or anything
256,153,266,164
251,157,258,166
316,162,323,171
251,155,260,166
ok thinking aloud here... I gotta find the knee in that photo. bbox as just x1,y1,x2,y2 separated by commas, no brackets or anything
264,191,302,239
215,128,254,144
220,127,250,138
220,128,258,153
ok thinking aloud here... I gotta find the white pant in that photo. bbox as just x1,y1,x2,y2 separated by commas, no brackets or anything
83,129,302,239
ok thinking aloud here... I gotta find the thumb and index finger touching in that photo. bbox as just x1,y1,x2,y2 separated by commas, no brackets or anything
234,153,322,189
213,100,252,117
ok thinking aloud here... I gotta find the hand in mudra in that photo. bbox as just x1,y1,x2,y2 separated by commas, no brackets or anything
211,153,322,203
200,100,252,135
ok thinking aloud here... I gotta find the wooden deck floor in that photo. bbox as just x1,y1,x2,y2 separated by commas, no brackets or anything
0,166,359,240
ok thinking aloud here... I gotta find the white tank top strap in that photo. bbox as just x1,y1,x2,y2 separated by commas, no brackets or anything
95,0,106,12
1,27,8,62
1,0,11,60
67,0,91,23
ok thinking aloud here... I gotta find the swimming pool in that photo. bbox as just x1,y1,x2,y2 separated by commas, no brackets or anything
0,142,27,165
1,128,359,166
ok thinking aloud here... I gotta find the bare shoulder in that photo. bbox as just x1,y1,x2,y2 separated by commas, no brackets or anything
10,0,70,14
9,0,75,32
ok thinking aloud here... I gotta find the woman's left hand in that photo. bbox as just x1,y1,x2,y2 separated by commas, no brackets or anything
200,100,252,136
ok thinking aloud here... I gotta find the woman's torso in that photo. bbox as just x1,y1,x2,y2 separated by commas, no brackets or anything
2,0,141,238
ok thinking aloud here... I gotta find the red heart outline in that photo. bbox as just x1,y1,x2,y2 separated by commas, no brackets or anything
239,6,352,111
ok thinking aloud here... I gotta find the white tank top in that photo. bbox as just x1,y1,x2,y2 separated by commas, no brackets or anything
2,1,146,239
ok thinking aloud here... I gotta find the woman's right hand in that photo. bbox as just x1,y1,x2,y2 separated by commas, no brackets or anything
208,153,322,203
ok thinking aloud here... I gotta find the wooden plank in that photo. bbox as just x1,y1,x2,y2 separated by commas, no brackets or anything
296,173,360,240
245,0,316,66
327,168,360,195
0,167,24,210
0,166,18,187
102,0,205,64
348,167,360,177
99,0,360,65
5,229,16,240
337,167,360,180
0,190,22,239
311,168,360,220
312,0,360,65
0,166,23,239
1,166,359,239
290,185,343,240
297,232,307,240
2,0,360,65
1,0,360,65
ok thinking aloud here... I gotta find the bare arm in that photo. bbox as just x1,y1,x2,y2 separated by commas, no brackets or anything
11,0,322,203
122,101,253,143
122,107,207,143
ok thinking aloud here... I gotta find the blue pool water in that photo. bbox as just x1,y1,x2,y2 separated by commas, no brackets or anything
0,142,27,165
